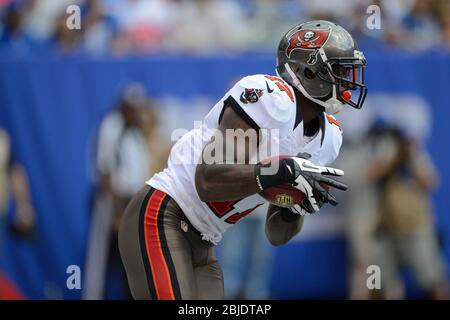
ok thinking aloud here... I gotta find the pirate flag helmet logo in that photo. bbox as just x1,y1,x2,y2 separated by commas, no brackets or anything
286,29,331,58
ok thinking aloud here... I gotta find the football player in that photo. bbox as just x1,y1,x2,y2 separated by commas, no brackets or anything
118,20,368,300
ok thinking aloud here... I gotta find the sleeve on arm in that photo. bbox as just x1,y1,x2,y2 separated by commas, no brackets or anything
224,75,296,137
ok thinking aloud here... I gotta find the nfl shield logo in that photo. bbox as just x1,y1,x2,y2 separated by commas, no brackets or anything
275,194,294,207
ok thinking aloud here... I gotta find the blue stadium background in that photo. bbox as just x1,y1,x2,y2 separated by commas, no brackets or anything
0,50,449,299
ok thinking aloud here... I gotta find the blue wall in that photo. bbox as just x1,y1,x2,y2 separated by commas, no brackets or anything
0,52,449,299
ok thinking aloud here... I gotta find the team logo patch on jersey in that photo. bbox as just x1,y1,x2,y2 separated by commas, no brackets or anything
240,88,264,104
286,29,331,58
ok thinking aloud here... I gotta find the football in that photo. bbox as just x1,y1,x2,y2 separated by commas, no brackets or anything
257,155,306,208
258,155,331,208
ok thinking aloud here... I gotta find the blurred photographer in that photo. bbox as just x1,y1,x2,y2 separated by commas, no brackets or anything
0,128,36,241
0,128,37,298
84,83,153,299
369,126,448,299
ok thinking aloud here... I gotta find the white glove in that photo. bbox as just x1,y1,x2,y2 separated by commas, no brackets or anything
290,153,347,213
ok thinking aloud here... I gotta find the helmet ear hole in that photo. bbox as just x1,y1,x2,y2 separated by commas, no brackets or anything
304,68,316,80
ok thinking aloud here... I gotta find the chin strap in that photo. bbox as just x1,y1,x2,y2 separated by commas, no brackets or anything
283,63,344,115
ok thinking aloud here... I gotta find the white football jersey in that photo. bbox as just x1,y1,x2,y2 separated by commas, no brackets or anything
147,74,343,244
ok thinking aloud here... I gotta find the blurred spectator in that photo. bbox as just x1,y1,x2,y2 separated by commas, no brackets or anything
400,0,442,51
219,204,274,300
83,83,156,299
442,16,450,51
0,129,10,248
22,0,76,41
138,99,170,175
0,1,34,53
337,131,380,300
0,128,36,250
97,82,154,235
242,0,306,52
369,126,448,299
0,127,37,299
53,9,82,54
52,0,112,55
438,0,450,51
2,0,450,54
164,0,246,53
112,0,181,54
79,0,116,55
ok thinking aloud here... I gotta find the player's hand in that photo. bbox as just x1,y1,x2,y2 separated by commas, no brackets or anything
290,153,348,213
280,201,316,217
290,203,311,216
283,197,324,216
